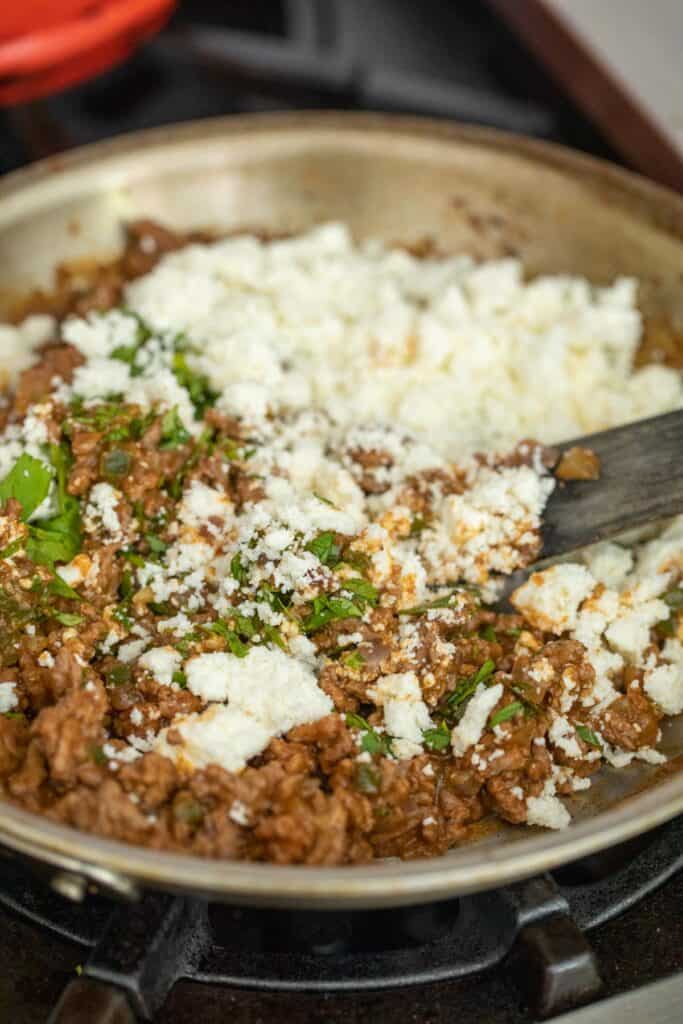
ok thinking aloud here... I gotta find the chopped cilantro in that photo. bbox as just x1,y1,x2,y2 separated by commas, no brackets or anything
171,350,217,417
47,575,80,601
399,588,477,616
342,650,365,671
0,537,25,560
489,701,524,728
341,577,378,607
480,624,497,643
107,664,131,686
0,453,51,520
230,552,248,586
303,594,363,633
25,445,82,568
305,531,341,567
112,605,133,629
505,627,523,638
145,533,167,557
90,745,107,765
203,620,250,658
53,611,84,627
577,725,602,749
441,659,497,720
409,515,428,536
422,719,451,751
262,623,286,650
345,712,393,756
159,407,191,449
172,670,187,688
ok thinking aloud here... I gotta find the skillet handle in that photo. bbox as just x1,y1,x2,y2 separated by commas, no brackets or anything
48,978,136,1024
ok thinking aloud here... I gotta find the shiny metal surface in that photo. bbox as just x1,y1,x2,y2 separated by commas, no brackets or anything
0,112,681,908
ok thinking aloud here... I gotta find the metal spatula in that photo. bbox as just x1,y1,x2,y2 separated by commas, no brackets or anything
541,408,683,560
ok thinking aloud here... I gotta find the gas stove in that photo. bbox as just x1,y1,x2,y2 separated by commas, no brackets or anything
0,3,680,1022
0,0,619,172
0,817,681,1023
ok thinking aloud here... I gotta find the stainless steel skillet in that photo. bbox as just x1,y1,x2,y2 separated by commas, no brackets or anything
0,111,682,909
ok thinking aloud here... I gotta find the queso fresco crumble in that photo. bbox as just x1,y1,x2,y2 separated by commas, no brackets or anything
0,220,681,864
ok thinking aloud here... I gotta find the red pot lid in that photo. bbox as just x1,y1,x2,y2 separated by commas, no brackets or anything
0,0,176,106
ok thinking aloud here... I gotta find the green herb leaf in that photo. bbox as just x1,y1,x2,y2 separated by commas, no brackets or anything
107,663,131,686
576,725,602,749
342,577,378,607
409,515,427,536
25,444,82,567
230,552,248,586
479,624,497,643
226,631,250,658
305,531,341,567
422,720,451,751
399,587,479,616
0,537,25,560
0,453,52,520
303,594,363,633
90,745,107,765
171,351,217,417
489,701,524,727
53,611,84,627
342,650,365,671
159,407,191,449
345,712,393,757
443,659,497,718
262,623,286,650
145,533,167,557
47,574,80,600
171,670,187,688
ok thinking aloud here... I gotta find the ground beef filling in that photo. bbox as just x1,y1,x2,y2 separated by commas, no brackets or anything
0,221,679,866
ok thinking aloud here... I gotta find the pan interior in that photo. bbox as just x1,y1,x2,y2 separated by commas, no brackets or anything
0,113,682,907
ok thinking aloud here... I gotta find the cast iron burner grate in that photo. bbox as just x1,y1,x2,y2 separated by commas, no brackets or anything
0,817,680,1023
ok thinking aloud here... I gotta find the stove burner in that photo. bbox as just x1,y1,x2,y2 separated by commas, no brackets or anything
0,817,678,1023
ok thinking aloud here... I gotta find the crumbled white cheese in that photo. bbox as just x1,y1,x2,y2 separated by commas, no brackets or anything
422,464,554,590
229,800,250,826
37,651,55,669
0,315,55,391
526,778,571,830
123,223,683,457
118,639,148,664
371,671,433,760
451,683,503,756
138,646,182,687
0,682,18,713
158,646,333,773
511,564,596,633
548,714,583,759
644,661,683,715
84,483,123,542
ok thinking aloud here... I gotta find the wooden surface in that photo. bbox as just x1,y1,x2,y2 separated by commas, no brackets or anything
542,409,683,559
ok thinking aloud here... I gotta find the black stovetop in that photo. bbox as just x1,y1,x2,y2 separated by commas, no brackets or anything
0,0,620,173
0,3,678,1022
0,817,681,1023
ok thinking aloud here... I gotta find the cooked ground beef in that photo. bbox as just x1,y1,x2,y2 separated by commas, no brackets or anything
0,221,680,865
